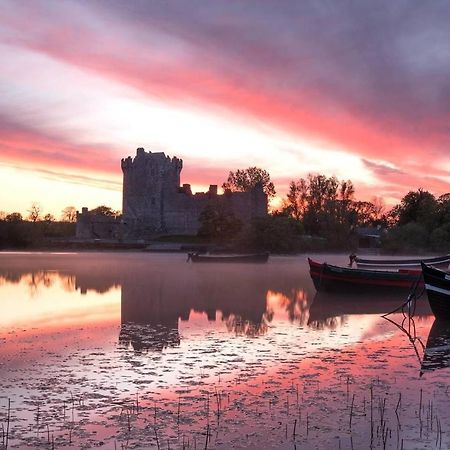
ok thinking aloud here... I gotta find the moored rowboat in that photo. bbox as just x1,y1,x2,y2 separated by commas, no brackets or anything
352,254,450,270
188,253,269,263
421,262,450,319
309,258,422,293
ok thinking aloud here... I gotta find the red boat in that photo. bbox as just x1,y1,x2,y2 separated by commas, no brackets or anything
308,258,422,293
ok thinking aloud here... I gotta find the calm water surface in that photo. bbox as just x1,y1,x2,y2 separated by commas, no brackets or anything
0,252,447,449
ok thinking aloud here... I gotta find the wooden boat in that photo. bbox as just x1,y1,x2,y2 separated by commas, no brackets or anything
187,252,269,263
421,319,450,374
421,262,450,319
351,253,450,270
308,258,422,293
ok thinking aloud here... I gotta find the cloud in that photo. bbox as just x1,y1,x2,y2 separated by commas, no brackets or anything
3,0,450,168
0,162,121,191
0,115,119,175
362,159,405,176
1,0,450,204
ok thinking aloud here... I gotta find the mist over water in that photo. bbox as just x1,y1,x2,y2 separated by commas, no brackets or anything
0,252,447,449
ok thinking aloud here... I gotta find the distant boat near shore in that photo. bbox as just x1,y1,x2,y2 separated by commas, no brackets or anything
187,252,269,263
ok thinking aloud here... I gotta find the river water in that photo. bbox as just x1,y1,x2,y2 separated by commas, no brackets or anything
0,252,447,449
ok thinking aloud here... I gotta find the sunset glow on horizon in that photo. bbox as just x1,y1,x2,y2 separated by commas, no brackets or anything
1,1,450,216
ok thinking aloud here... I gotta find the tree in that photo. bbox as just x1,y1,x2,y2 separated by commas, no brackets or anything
283,179,308,220
352,198,387,227
222,167,276,198
28,202,42,222
90,206,121,217
390,189,438,230
44,213,55,222
371,196,386,222
0,211,5,221
5,212,23,222
61,206,77,222
436,193,450,226
198,201,242,241
281,174,358,247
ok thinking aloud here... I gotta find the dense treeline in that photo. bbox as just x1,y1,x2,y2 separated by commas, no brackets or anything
0,204,116,249
383,190,450,252
201,168,449,253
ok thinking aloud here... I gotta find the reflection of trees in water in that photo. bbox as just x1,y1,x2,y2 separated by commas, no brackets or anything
224,311,272,337
267,288,312,326
308,316,346,330
0,269,118,297
27,271,55,297
119,323,180,353
60,275,76,292
0,272,26,284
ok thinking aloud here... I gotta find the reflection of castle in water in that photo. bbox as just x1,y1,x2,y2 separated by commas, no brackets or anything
118,266,279,352
0,254,314,352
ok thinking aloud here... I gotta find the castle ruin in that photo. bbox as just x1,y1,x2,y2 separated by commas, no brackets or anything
76,147,268,240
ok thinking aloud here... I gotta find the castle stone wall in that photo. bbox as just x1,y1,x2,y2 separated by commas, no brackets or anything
76,207,121,240
77,147,268,240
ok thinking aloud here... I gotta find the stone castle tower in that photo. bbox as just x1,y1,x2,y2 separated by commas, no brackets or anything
121,148,183,237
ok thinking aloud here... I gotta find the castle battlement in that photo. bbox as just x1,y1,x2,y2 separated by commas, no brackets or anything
121,148,183,172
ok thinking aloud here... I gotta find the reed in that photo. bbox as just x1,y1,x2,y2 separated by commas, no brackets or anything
349,394,355,430
370,385,373,446
395,392,401,430
419,388,423,420
154,427,160,450
5,399,10,450
204,424,209,450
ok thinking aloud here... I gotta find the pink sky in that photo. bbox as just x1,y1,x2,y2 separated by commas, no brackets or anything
1,1,449,216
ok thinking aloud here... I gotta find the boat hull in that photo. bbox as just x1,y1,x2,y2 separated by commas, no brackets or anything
309,258,422,293
189,253,269,263
422,263,450,319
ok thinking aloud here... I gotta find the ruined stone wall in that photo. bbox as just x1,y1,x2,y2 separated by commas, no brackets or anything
75,208,121,240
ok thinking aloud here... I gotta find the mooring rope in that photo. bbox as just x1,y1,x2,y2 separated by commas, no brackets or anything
382,273,424,318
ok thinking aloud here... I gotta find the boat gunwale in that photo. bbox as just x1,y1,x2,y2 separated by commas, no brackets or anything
356,254,450,267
